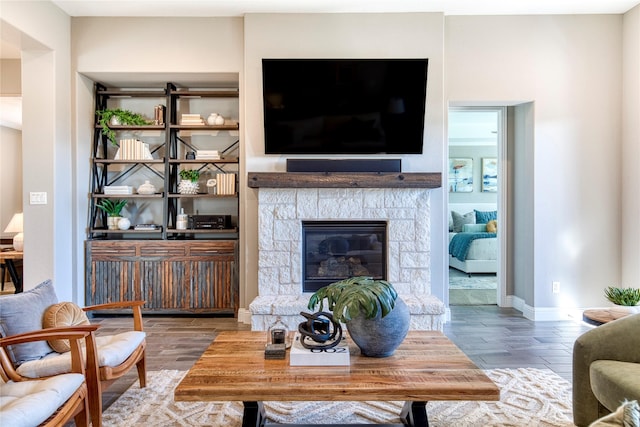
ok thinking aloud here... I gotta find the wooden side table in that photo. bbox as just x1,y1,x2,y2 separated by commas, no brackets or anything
0,250,23,293
582,308,631,326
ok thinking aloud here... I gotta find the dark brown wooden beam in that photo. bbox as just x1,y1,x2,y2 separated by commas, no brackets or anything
247,172,441,189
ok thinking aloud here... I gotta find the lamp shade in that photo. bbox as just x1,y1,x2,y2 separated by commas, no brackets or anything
4,212,23,251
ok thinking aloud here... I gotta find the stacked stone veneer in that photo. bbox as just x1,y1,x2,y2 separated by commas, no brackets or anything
249,187,446,332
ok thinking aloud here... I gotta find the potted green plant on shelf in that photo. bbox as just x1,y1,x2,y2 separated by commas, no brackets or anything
178,169,200,194
605,286,640,314
96,199,127,230
96,108,151,146
307,276,410,357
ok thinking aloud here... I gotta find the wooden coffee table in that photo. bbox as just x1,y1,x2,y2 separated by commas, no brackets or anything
174,331,499,427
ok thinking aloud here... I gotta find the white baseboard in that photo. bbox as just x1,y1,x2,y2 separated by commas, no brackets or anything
237,308,252,324
509,296,583,321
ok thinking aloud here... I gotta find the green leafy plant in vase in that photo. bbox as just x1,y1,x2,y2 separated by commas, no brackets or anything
96,199,127,230
178,169,200,194
605,286,640,314
96,108,151,146
307,276,410,357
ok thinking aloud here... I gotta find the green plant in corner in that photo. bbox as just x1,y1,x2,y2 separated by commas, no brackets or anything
307,276,398,323
96,199,127,217
96,108,151,146
604,286,640,306
179,169,200,182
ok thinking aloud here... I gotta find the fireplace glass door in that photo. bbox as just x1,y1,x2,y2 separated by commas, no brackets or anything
302,220,387,292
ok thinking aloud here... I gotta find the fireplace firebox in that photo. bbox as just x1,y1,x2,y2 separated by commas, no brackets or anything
302,220,387,292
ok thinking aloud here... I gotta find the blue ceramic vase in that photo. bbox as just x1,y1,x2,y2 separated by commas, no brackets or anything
346,297,410,357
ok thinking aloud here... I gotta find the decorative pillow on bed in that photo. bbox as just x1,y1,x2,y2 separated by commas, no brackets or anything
475,210,497,224
451,211,475,233
486,220,497,233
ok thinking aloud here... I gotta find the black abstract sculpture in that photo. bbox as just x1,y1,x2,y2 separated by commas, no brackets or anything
297,311,343,350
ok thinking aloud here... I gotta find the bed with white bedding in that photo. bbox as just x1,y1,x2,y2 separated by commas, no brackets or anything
448,203,498,275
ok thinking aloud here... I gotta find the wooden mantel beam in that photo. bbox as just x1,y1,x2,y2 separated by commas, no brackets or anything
247,172,442,189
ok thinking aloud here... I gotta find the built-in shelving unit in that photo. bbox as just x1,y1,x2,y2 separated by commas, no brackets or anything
85,81,240,314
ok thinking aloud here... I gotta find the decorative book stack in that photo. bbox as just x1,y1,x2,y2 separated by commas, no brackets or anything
180,114,204,125
114,139,153,160
215,173,236,195
196,150,220,160
104,185,134,195
289,333,350,366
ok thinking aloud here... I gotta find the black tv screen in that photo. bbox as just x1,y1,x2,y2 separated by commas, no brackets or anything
262,58,428,155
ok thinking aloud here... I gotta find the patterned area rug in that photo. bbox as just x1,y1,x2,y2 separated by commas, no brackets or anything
449,268,497,290
103,368,574,426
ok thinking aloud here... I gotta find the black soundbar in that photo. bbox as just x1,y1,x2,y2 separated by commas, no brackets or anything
286,159,401,173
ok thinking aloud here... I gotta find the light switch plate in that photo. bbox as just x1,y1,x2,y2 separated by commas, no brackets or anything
29,191,47,205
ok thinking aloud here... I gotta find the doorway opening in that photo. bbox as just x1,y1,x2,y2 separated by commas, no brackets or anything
447,107,504,305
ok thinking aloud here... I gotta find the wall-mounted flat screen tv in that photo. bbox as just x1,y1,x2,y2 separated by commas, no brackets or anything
262,58,428,155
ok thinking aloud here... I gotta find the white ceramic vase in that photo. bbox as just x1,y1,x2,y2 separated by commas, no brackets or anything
207,113,218,125
118,218,131,230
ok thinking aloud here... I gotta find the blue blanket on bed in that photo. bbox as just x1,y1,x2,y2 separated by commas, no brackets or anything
449,232,497,262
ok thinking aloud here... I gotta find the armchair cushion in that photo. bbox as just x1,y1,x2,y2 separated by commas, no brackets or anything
590,361,640,413
0,280,57,365
0,372,84,427
15,331,146,378
43,302,91,353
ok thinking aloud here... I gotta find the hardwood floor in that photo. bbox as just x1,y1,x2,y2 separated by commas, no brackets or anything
443,306,591,381
91,305,592,410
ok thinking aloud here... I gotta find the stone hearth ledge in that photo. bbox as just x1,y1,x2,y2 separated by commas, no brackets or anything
250,294,446,332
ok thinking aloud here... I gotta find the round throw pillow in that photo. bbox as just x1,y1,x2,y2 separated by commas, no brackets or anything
42,302,91,353
486,220,498,233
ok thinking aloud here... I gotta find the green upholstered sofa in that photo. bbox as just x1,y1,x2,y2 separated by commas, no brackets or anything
573,313,640,426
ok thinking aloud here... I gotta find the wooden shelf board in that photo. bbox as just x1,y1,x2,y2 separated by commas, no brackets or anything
92,193,164,198
97,89,166,97
168,193,237,198
93,159,165,164
170,124,239,131
169,158,238,164
95,124,165,131
170,89,239,97
166,228,238,234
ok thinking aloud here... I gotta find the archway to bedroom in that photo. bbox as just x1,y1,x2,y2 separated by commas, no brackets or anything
447,107,503,305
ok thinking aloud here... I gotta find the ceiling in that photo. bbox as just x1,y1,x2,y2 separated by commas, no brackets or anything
51,0,640,17
1,1,638,60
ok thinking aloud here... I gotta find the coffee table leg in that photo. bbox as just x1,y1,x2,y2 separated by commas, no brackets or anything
400,401,429,427
242,401,266,427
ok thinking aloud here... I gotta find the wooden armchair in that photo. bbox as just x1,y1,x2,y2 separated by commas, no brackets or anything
0,326,99,427
0,280,147,427
82,300,147,424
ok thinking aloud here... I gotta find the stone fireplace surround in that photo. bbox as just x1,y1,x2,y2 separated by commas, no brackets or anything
248,172,446,332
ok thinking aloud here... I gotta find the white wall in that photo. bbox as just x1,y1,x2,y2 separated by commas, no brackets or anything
243,13,447,307
0,60,22,238
622,5,640,289
446,15,624,317
511,103,535,303
1,2,73,300
0,126,22,237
